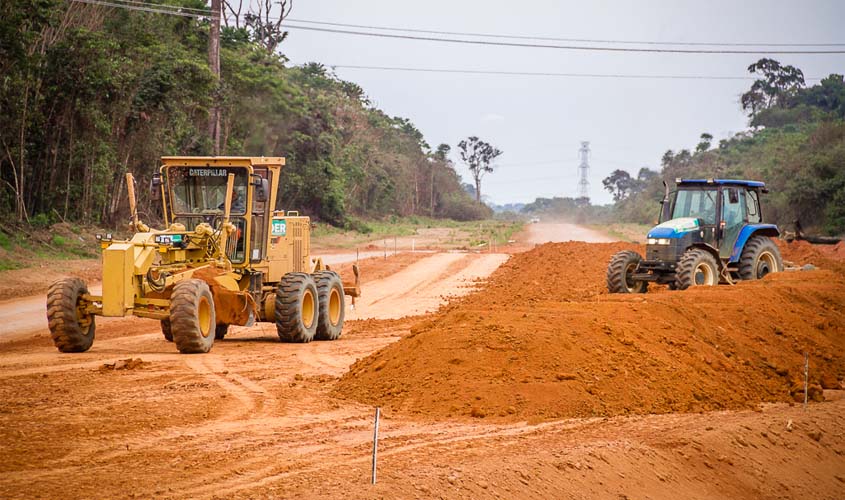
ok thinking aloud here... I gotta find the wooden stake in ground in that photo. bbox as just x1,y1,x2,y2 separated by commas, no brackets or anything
371,407,381,485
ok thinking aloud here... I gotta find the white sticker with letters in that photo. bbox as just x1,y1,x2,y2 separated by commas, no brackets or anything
271,220,286,236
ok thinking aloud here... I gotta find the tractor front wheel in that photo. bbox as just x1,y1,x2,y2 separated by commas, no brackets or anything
739,235,783,280
276,273,319,343
314,271,345,340
606,250,648,293
170,279,216,354
675,249,719,290
46,278,95,352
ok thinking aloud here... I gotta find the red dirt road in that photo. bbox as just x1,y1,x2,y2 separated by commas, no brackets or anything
1,228,844,499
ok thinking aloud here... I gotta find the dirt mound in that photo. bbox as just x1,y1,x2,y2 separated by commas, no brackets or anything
779,240,845,273
335,242,845,422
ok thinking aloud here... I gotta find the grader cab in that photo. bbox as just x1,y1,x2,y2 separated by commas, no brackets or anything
46,156,360,354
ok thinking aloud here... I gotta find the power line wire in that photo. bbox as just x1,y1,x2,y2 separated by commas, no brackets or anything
103,0,211,14
329,64,761,81
69,1,845,54
288,18,845,48
71,0,206,18
284,24,845,55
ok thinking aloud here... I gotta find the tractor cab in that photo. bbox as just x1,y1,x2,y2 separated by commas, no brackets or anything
607,179,782,293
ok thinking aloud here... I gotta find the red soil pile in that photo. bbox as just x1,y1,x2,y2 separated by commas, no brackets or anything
778,240,845,273
335,242,845,422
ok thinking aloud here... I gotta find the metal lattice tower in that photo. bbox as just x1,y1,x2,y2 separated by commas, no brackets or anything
577,141,590,199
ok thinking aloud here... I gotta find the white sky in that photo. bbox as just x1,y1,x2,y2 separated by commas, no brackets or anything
279,0,845,205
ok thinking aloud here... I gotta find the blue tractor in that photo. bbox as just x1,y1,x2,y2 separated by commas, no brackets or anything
607,179,784,293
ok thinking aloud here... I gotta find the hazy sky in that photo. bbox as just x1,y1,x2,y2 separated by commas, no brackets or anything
279,0,845,205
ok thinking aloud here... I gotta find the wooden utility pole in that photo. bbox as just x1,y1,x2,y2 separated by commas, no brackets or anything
208,0,222,155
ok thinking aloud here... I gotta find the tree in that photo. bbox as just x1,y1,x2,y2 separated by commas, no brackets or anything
741,58,805,118
602,169,636,202
433,143,451,162
223,0,293,54
696,133,713,153
457,136,502,202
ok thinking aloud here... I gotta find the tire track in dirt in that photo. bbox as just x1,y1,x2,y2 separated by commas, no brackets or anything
169,411,627,498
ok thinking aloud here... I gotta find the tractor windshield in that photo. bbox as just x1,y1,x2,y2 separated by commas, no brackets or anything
168,167,248,215
671,188,718,224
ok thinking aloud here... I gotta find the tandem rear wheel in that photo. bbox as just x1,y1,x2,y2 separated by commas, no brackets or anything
275,271,346,343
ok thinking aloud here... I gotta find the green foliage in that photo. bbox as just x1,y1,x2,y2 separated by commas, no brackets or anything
0,0,484,229
600,62,845,236
0,233,12,251
30,213,51,228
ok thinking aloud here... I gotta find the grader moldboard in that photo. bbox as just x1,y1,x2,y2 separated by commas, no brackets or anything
46,156,360,354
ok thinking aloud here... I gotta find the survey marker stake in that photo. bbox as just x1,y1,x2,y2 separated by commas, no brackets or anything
372,407,381,485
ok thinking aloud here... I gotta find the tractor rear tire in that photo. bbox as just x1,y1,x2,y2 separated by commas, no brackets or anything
160,320,173,342
46,278,95,353
275,273,319,343
675,249,719,290
738,235,783,280
606,250,648,294
170,279,216,354
215,324,229,340
314,271,345,340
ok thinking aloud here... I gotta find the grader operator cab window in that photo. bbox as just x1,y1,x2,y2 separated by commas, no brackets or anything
169,167,248,215
167,166,249,263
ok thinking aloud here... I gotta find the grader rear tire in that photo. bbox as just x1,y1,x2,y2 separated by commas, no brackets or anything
275,273,318,343
606,250,648,294
160,320,173,342
46,278,95,353
170,279,216,354
314,271,344,340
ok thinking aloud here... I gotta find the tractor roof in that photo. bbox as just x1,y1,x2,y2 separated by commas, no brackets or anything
676,178,765,188
161,156,285,167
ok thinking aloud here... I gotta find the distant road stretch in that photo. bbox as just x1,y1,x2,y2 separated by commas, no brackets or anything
524,222,616,244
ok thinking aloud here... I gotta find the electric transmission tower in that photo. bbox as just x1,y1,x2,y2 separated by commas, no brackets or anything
577,141,590,199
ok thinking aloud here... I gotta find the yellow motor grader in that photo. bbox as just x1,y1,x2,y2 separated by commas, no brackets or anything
46,156,359,354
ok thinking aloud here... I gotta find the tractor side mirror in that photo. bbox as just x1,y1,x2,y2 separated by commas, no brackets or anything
150,173,162,201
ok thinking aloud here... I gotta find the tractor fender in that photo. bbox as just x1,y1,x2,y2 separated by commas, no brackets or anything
729,224,780,264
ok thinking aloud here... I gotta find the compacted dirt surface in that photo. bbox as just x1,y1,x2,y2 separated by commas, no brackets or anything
1,224,844,499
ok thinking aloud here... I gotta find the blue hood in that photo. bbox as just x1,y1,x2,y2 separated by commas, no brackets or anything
647,217,700,239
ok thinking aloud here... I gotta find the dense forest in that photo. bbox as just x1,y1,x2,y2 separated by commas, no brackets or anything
0,0,490,229
602,60,845,235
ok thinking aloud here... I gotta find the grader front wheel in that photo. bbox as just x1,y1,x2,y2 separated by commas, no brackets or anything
170,279,216,354
275,273,319,343
46,278,95,353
